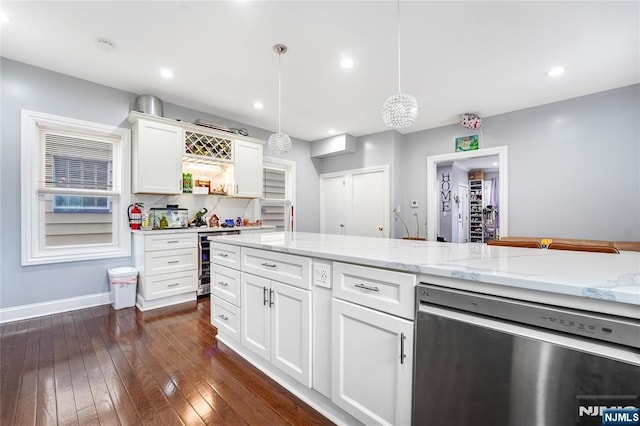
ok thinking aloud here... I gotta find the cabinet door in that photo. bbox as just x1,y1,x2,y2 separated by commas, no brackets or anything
132,119,183,194
234,140,263,197
331,298,414,426
240,273,270,360
270,281,311,387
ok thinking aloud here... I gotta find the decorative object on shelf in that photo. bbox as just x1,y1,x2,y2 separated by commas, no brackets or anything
182,173,193,193
194,118,229,132
382,0,419,129
193,179,210,195
455,135,479,152
229,127,249,136
268,44,292,155
393,208,426,240
458,113,483,129
208,214,220,228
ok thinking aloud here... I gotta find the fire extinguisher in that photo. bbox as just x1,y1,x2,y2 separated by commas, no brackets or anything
128,203,142,229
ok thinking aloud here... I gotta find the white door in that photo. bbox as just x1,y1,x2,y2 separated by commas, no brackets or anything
331,299,413,426
351,170,387,237
234,140,263,197
320,175,347,235
133,119,183,194
270,281,312,387
457,184,469,243
240,273,270,360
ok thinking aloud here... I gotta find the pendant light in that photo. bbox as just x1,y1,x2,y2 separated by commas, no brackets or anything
381,0,419,129
268,44,292,155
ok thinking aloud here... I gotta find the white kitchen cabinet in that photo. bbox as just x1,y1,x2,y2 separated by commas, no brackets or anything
332,298,414,426
234,139,263,197
241,272,312,387
131,117,183,194
132,232,198,311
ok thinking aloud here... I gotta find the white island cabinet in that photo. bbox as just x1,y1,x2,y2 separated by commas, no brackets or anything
331,262,415,426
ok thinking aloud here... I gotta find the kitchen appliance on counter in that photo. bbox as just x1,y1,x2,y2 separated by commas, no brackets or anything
413,283,640,426
197,230,240,296
149,207,188,229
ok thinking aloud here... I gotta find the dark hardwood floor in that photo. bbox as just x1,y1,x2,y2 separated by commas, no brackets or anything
0,297,334,425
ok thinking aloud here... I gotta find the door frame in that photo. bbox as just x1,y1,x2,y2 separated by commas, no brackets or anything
456,183,469,243
426,146,508,242
320,165,390,237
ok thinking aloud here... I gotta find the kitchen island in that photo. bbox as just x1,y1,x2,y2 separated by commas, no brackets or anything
208,232,640,425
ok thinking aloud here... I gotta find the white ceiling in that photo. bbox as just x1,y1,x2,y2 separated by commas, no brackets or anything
1,1,638,142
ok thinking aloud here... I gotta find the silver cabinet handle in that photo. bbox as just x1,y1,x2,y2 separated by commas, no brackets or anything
400,332,406,364
218,253,229,258
269,289,274,307
217,281,228,287
261,262,277,268
168,283,180,288
167,260,179,264
355,283,379,292
167,240,180,244
218,314,229,321
263,286,268,306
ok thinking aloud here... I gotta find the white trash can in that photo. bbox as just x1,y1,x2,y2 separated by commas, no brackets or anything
107,267,138,309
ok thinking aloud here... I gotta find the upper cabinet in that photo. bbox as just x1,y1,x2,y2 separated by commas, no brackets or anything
234,140,263,197
131,117,183,194
129,112,265,197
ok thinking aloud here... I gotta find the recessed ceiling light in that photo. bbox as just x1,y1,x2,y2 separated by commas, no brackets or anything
328,129,336,134
340,57,354,69
253,101,264,109
160,68,173,79
547,66,565,77
492,162,498,166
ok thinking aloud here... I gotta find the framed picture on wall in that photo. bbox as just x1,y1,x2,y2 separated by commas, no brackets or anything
455,135,479,152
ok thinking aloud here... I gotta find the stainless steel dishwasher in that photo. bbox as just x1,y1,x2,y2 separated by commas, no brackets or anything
413,284,640,426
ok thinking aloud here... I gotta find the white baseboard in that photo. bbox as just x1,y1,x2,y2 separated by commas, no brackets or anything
0,292,112,324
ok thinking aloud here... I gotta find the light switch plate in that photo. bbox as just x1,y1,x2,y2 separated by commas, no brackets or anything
411,200,418,208
313,261,332,288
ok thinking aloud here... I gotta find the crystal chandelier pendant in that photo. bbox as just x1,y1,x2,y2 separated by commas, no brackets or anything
268,44,291,155
267,132,291,155
382,91,419,128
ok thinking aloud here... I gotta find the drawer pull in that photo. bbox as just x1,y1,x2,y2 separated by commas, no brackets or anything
218,253,229,258
400,332,407,364
261,262,277,268
168,283,180,288
167,260,180,264
167,240,180,244
355,283,380,292
218,314,229,321
217,281,229,287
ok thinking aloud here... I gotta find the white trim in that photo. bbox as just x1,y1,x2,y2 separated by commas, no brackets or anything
427,146,508,242
0,292,112,324
135,292,196,311
21,110,131,265
320,165,390,238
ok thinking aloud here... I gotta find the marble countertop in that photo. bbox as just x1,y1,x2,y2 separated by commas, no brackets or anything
131,225,275,235
210,232,640,317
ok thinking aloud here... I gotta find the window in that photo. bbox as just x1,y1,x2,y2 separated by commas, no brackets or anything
21,110,131,265
261,158,295,231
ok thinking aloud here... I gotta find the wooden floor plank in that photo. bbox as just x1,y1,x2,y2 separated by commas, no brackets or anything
0,297,333,426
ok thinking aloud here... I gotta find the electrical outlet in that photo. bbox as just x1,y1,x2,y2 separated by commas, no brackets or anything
411,200,418,208
313,261,332,288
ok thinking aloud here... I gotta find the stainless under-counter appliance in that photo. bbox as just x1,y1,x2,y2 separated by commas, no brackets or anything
413,284,640,426
197,230,239,296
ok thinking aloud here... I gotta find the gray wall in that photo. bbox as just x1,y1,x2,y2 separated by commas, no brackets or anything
403,84,639,241
0,58,319,309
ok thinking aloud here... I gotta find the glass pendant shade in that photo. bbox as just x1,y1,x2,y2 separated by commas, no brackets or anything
382,91,419,128
267,132,291,155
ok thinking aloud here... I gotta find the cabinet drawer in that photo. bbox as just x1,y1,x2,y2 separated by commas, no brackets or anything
212,243,241,269
146,270,197,300
211,296,241,343
211,264,241,307
144,233,196,251
333,262,415,320
241,247,311,290
144,248,197,276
